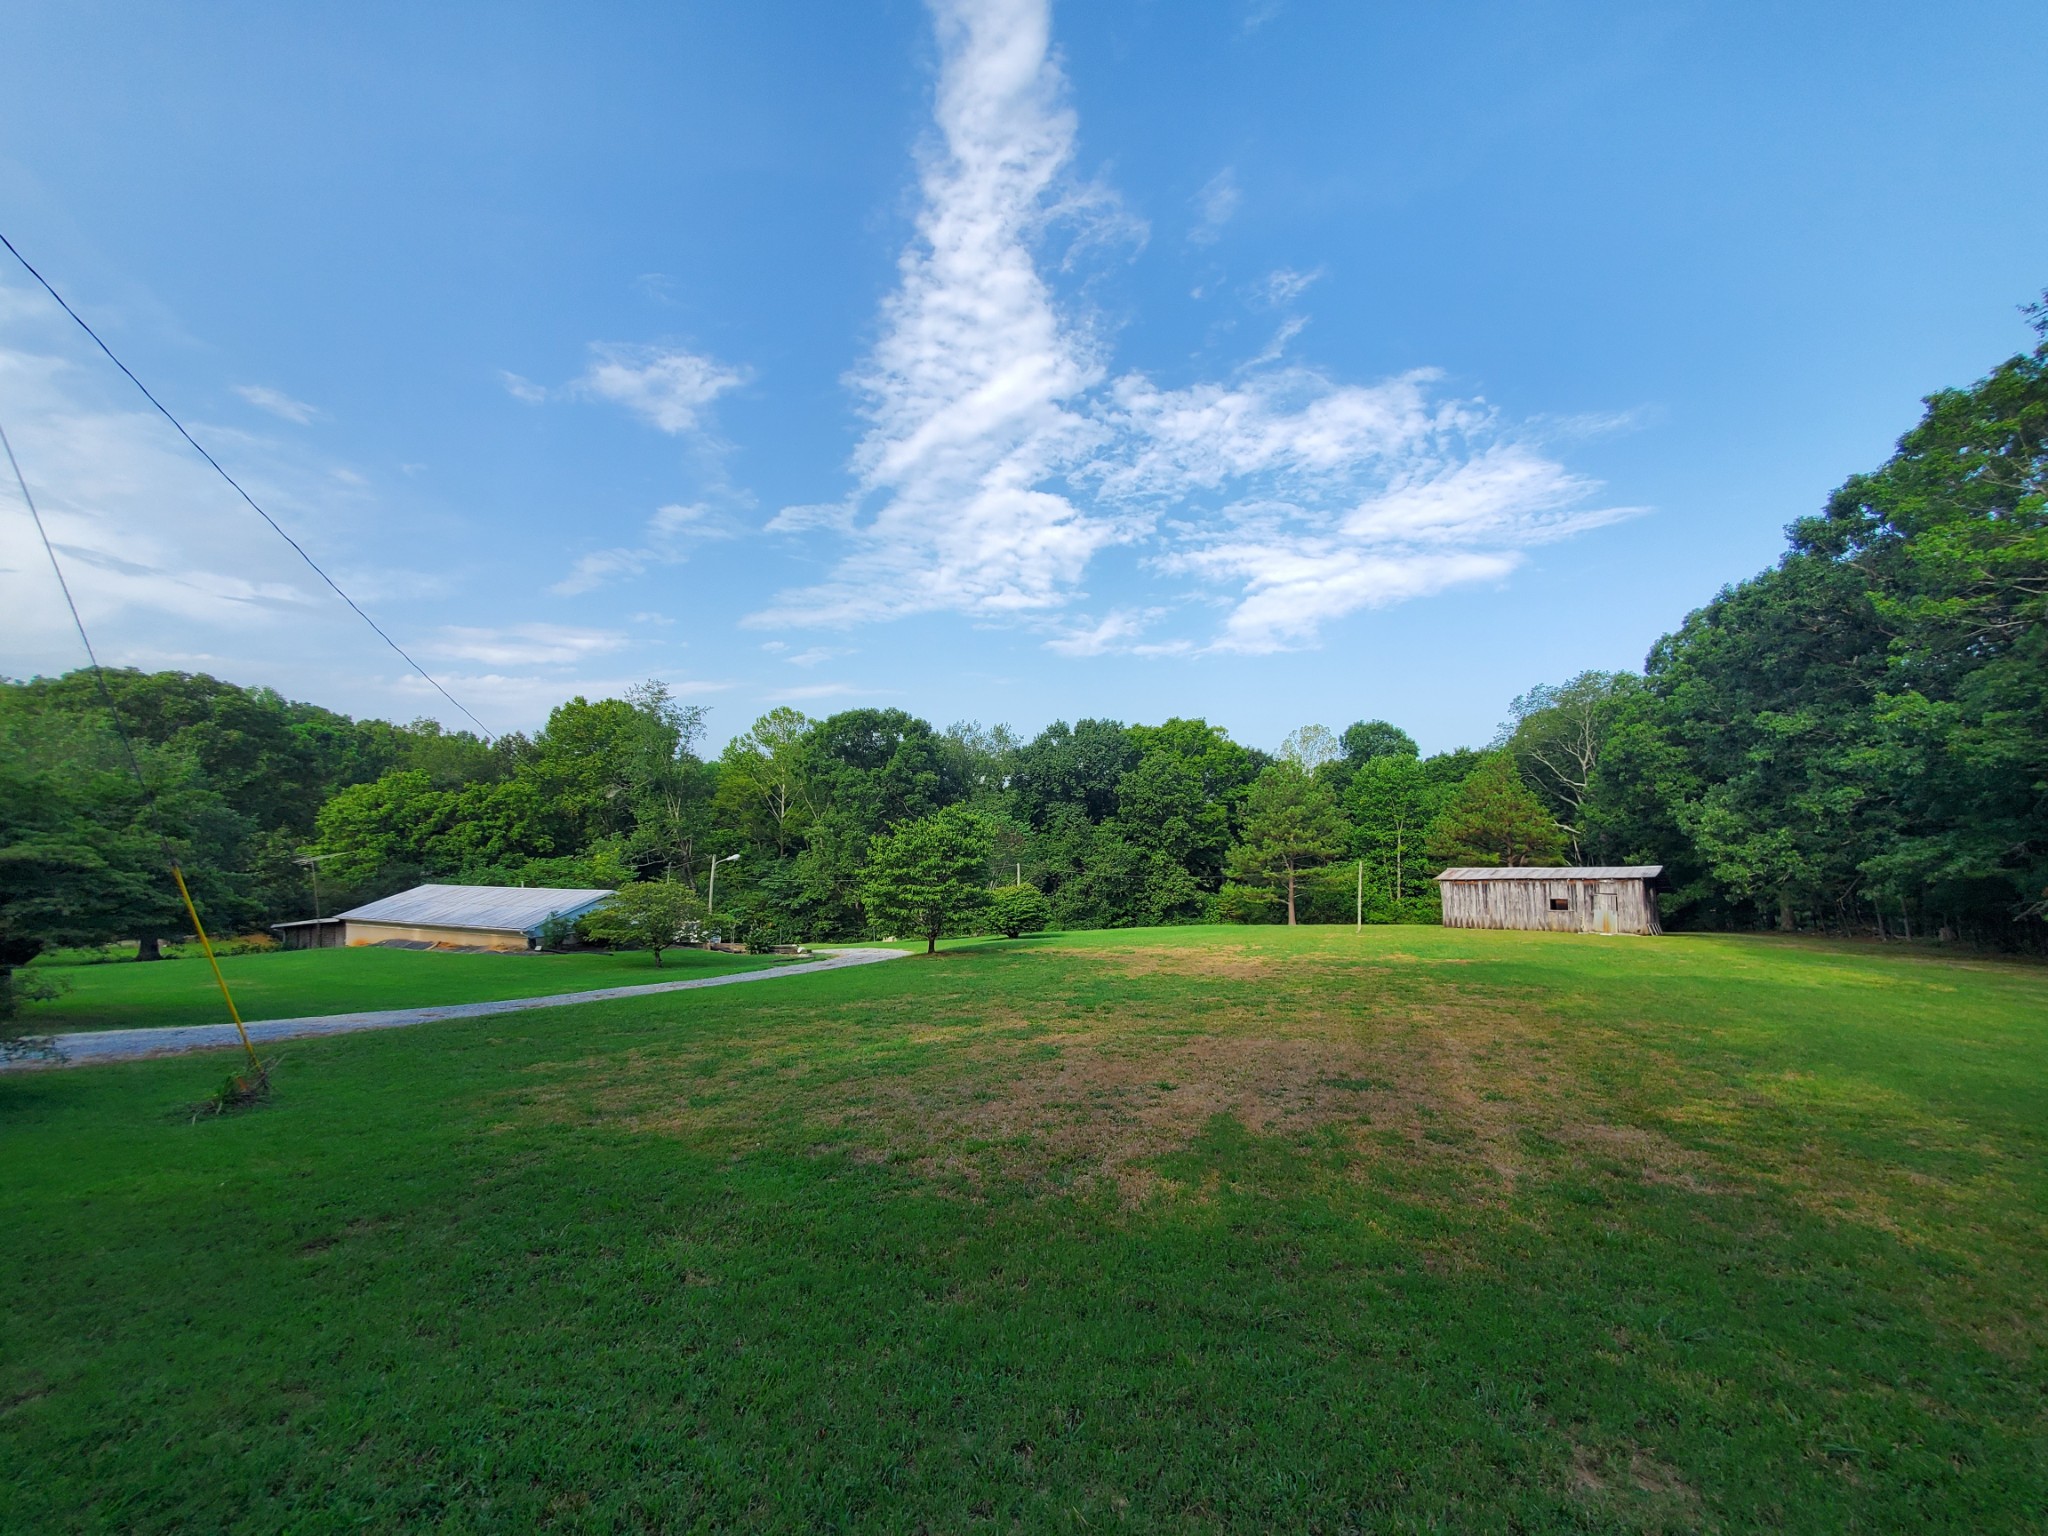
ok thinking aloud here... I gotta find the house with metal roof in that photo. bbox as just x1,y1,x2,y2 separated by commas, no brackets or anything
1434,866,1663,935
275,883,616,953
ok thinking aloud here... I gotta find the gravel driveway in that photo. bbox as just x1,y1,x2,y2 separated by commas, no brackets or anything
4,947,908,1070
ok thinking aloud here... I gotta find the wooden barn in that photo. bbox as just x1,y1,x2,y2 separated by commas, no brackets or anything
1434,866,1663,935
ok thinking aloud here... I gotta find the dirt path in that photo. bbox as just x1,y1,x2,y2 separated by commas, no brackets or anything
5,947,908,1070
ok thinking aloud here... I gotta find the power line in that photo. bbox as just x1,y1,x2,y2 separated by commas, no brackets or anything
1,418,154,799
3,414,261,1071
0,228,495,741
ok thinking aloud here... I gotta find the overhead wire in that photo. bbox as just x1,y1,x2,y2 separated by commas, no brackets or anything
0,227,495,741
2,416,260,1072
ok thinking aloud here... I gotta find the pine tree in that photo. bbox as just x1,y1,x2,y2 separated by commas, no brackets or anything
1225,763,1347,924
1424,755,1568,869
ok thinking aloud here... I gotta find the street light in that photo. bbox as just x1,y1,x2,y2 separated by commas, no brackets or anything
294,853,340,920
705,852,740,920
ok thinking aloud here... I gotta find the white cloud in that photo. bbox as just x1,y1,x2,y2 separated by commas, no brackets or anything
1043,609,1154,657
751,0,1632,655
1,312,371,653
499,370,548,404
234,384,320,424
765,680,886,702
501,345,745,437
391,670,730,723
749,0,1132,630
423,624,629,668
784,645,850,667
1191,168,1242,244
1258,266,1322,306
551,502,720,595
573,343,745,435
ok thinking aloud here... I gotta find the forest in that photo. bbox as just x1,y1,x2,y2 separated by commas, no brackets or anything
3,312,2042,976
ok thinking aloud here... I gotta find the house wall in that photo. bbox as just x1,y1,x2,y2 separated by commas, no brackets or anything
344,921,531,952
1439,878,1660,935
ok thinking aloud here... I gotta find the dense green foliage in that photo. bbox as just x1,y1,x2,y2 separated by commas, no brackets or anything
4,317,2043,954
861,806,997,953
5,927,2045,1528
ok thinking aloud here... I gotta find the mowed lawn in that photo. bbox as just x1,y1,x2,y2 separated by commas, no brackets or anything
20,943,789,1034
3,928,2044,1532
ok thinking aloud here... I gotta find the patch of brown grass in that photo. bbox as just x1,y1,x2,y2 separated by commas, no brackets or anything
506,942,1725,1213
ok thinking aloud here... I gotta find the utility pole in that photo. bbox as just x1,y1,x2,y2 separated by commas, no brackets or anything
1355,860,1363,932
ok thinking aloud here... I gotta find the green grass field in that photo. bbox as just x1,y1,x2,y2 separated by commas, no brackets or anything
18,943,789,1033
4,926,2044,1531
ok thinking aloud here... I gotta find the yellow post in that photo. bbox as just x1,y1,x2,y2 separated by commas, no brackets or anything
170,862,261,1073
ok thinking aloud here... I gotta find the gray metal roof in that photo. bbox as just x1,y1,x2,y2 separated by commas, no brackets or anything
1434,866,1663,882
336,883,615,933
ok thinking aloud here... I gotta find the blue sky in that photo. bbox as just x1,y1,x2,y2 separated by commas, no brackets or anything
2,0,2040,754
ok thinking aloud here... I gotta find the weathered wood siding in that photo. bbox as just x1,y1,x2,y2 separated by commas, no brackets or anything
1438,877,1661,935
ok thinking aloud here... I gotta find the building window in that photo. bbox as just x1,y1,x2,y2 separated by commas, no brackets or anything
1549,897,1568,911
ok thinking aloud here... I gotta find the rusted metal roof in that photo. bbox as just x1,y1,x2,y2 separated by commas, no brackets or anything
1433,866,1663,882
336,883,615,933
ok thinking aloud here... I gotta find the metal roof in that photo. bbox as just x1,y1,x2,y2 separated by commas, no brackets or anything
1434,866,1663,882
336,883,615,933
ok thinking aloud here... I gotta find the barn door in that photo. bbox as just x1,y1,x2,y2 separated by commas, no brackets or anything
1594,882,1619,934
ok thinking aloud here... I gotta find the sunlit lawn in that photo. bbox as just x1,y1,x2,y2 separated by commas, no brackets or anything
3,925,2043,1531
19,943,787,1033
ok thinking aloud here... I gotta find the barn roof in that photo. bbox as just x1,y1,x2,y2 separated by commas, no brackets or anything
1433,866,1663,882
336,883,615,933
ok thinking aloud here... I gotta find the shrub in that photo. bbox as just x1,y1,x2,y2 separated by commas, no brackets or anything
533,912,579,952
1213,882,1280,924
988,885,1051,939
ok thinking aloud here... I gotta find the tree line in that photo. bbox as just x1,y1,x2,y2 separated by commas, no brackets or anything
3,305,2041,997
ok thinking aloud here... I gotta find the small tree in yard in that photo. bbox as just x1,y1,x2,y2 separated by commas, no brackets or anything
988,884,1050,939
578,880,705,967
861,807,995,954
1225,762,1347,925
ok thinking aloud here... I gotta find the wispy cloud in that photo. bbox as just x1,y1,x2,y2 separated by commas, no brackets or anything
1095,366,1638,651
573,344,746,435
766,680,884,702
1190,168,1242,245
1257,266,1322,306
233,384,320,424
1044,608,1155,657
551,502,722,595
423,623,629,668
499,370,548,404
751,0,1632,658
500,344,746,437
1,302,408,657
392,670,730,722
750,0,1132,630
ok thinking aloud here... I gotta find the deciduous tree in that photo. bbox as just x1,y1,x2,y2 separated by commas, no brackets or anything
861,807,996,954
578,881,706,967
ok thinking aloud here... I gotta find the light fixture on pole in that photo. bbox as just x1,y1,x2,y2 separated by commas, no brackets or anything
706,852,740,916
294,852,340,921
